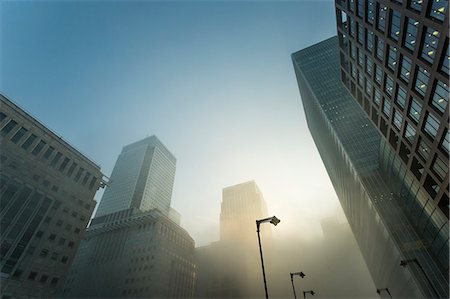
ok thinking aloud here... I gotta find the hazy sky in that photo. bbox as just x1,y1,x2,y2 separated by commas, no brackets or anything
1,0,345,246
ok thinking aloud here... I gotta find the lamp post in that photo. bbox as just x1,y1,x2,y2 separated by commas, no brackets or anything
400,258,439,298
256,216,280,299
376,288,392,298
303,290,315,298
290,271,305,299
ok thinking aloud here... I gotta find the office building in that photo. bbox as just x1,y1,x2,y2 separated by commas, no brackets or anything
292,36,448,298
0,94,106,298
95,135,176,217
195,181,269,298
63,136,196,298
220,180,269,242
63,208,196,298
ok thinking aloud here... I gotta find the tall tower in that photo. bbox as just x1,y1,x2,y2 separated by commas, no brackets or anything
95,136,176,217
292,36,448,298
220,181,269,243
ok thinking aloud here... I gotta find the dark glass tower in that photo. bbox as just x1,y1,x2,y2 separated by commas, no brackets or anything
292,36,448,298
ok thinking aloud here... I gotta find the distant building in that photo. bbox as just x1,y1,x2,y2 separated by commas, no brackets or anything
195,181,269,298
95,135,176,218
292,36,448,298
63,208,196,298
220,180,269,242
63,136,196,298
0,94,106,298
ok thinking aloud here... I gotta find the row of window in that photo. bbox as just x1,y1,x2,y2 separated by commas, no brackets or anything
350,58,448,151
26,270,59,285
347,0,448,25
0,113,99,191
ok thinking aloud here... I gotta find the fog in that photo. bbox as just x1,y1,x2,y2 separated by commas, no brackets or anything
195,217,377,298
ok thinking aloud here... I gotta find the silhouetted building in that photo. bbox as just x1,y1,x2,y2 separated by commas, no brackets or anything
220,180,269,242
195,181,268,298
63,136,196,298
0,94,106,298
292,35,448,298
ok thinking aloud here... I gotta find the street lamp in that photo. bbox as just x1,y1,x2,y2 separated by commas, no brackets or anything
376,288,392,298
303,290,315,298
256,216,280,299
290,271,306,299
400,258,439,297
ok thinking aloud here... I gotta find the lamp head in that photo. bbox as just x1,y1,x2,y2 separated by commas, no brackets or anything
400,260,407,267
310,291,315,296
376,289,381,294
270,216,280,226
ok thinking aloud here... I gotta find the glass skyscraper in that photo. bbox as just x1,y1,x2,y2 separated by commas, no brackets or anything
292,36,448,298
96,135,176,217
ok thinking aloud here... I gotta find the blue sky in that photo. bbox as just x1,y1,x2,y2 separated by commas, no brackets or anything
1,0,343,245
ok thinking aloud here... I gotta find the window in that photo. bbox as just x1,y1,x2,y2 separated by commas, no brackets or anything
421,28,440,64
51,277,59,285
358,50,363,67
399,55,412,82
21,134,37,150
414,67,430,97
431,80,449,114
10,127,28,144
404,122,416,143
418,137,431,160
59,158,70,172
396,84,407,109
48,234,56,241
383,98,391,116
374,88,382,106
357,23,363,45
441,130,449,153
0,120,18,137
358,71,364,87
408,0,422,12
0,112,7,122
74,168,84,182
393,110,403,129
409,97,422,123
384,74,394,96
89,176,97,190
387,45,397,71
376,37,385,60
350,17,356,37
40,274,49,283
423,113,440,138
366,56,373,75
42,146,55,160
68,241,75,248
350,42,356,60
357,0,363,17
390,10,401,41
441,43,449,75
366,78,373,95
404,18,419,51
367,0,375,24
40,249,49,257
28,272,38,280
31,140,46,156
432,155,448,180
61,256,68,264
366,29,374,52
50,152,62,167
377,4,387,32
375,64,383,85
428,0,448,22
67,162,77,177
82,172,91,186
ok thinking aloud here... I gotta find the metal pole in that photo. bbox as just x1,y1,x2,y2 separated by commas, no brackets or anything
257,222,269,299
291,274,297,299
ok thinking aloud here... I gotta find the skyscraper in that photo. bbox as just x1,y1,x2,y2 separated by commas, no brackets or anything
63,136,196,298
95,135,176,217
220,180,269,242
292,36,448,298
0,94,106,298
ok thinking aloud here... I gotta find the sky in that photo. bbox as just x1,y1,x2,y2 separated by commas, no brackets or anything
1,0,346,246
